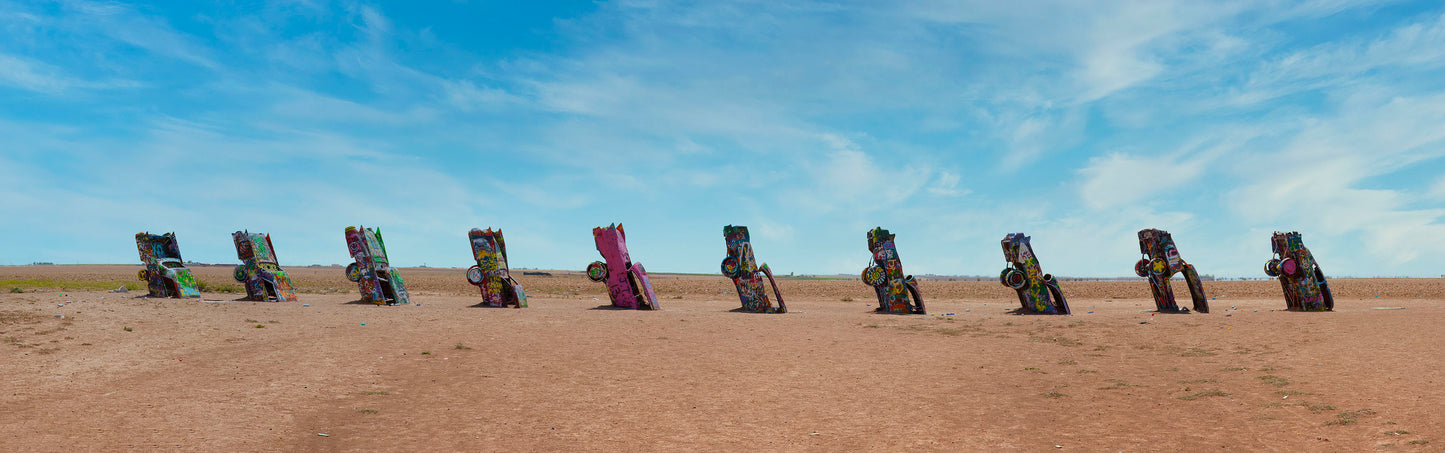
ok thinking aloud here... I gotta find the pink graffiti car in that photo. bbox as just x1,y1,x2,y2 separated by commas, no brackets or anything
586,224,659,310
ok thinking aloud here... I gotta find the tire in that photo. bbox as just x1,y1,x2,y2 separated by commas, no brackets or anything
137,269,149,281
586,261,608,282
721,256,741,278
862,265,886,287
1149,258,1168,276
1135,259,1150,278
233,265,248,283
1279,258,1298,277
345,263,361,282
999,268,1012,286
1264,259,1281,277
1005,269,1027,289
466,265,484,285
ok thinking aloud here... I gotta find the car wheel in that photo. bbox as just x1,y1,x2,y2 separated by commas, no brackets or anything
1264,259,1281,277
999,268,1012,286
586,261,608,282
233,265,248,283
1279,258,1298,277
137,269,149,281
345,263,362,282
862,265,886,286
1149,258,1168,276
1005,269,1027,289
721,256,741,278
466,265,484,285
1134,258,1150,278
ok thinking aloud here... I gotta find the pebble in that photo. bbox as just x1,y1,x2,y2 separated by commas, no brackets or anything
302,304,310,307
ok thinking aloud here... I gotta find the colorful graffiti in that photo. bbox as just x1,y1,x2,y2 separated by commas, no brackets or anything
586,224,659,310
231,230,298,302
1264,231,1333,311
1134,229,1209,313
999,233,1069,315
860,227,924,314
720,225,786,313
343,226,410,305
466,228,527,308
134,232,201,298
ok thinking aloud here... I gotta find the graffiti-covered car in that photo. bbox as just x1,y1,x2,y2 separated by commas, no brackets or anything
231,230,298,302
466,228,526,308
860,227,924,314
999,233,1069,315
1134,229,1208,313
1264,231,1333,311
135,232,200,298
586,224,659,310
344,226,409,305
720,225,785,313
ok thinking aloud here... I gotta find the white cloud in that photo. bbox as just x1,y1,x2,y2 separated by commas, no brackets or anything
1077,153,1208,210
0,53,70,93
1232,12,1445,106
0,53,139,94
926,171,968,197
59,0,217,68
1430,174,1445,200
1227,91,1445,265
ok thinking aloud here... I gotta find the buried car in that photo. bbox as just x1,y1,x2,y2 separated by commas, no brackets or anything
586,224,659,310
344,226,409,305
999,233,1070,315
1134,229,1208,313
232,230,298,302
135,232,201,298
1264,231,1333,311
860,227,924,314
720,225,786,313
466,228,526,308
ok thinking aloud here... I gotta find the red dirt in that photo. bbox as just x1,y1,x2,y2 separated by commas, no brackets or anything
1,265,1441,451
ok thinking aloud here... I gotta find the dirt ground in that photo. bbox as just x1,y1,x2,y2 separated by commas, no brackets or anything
2,265,1442,451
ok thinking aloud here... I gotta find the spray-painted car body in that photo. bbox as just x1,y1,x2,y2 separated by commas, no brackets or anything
134,232,200,298
1264,231,1333,311
466,228,526,308
720,225,785,313
231,230,298,302
860,227,924,314
999,233,1069,315
344,226,409,305
586,224,659,310
1134,229,1208,313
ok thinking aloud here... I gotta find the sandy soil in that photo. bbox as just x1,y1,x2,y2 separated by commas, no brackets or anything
2,265,1442,451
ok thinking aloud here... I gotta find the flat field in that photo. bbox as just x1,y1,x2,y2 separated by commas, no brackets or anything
2,265,1442,451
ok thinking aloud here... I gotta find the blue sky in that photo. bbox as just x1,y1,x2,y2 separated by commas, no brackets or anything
2,0,1445,278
